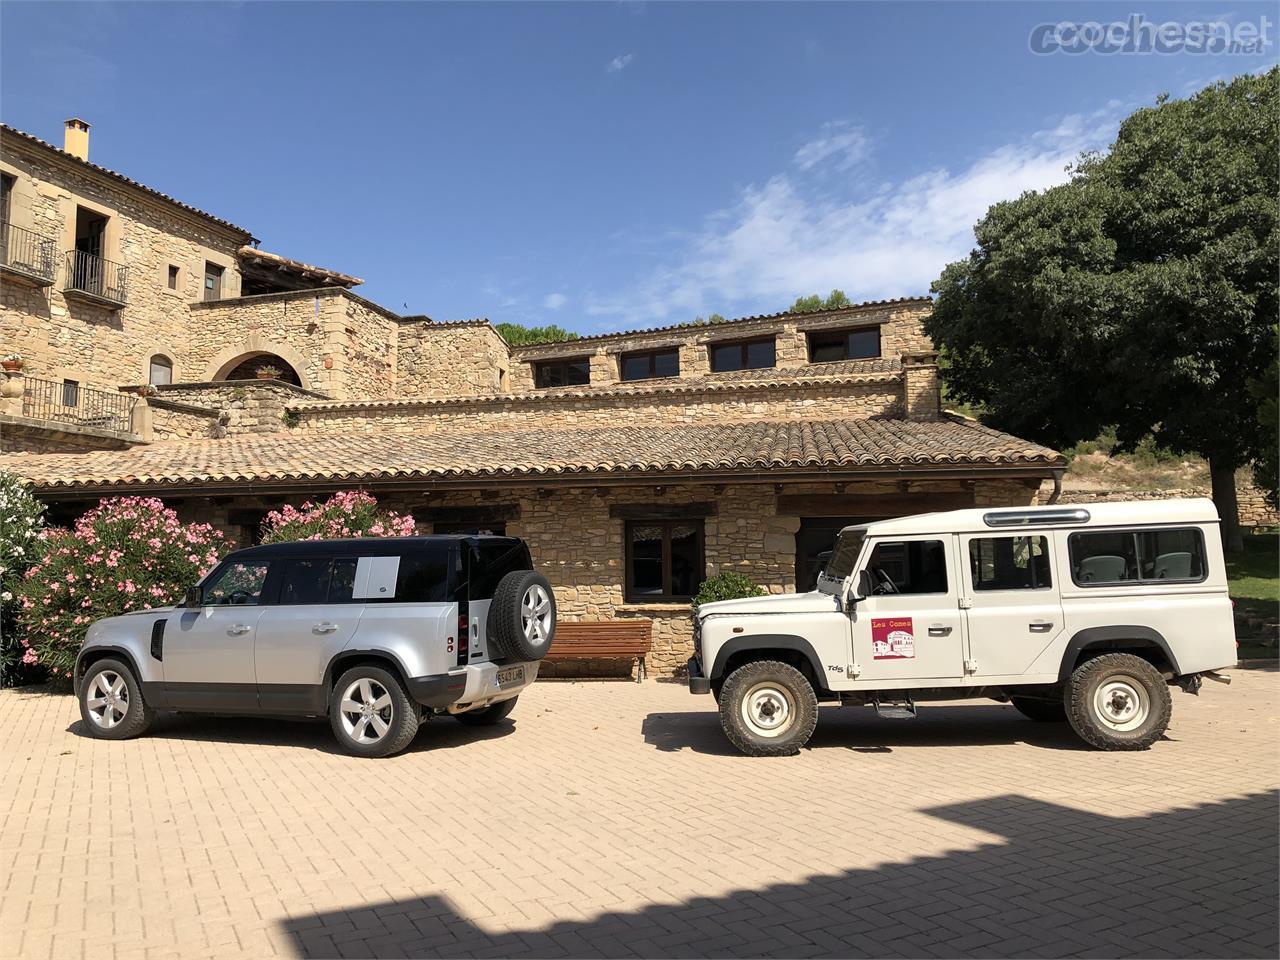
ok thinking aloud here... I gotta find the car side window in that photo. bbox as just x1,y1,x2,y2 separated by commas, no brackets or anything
278,559,332,604
1070,528,1207,585
969,536,1052,590
328,558,358,602
204,562,270,606
862,540,948,595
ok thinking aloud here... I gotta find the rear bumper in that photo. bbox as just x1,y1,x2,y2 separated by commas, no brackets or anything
687,656,711,695
408,660,540,710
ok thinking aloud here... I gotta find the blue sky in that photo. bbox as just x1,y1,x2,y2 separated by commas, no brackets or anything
2,2,1274,333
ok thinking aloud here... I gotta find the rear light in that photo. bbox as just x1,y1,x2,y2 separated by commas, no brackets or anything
457,612,470,665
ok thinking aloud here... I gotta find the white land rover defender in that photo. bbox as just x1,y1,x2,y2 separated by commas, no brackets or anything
688,500,1237,756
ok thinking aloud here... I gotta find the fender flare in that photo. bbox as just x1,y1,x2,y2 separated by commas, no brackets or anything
323,647,416,691
74,645,145,698
1057,626,1182,682
708,634,831,692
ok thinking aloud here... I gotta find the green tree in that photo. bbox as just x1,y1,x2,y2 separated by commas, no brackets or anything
928,70,1278,551
789,289,852,313
494,322,579,346
1248,342,1278,508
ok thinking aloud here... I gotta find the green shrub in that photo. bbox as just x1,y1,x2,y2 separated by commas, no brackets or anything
692,570,766,611
16,497,228,678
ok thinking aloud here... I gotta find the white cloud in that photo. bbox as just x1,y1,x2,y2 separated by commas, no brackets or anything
543,292,567,310
606,53,634,74
793,121,869,172
584,109,1120,328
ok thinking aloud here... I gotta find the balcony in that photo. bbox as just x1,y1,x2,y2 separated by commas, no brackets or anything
63,249,129,309
0,220,58,287
20,376,137,435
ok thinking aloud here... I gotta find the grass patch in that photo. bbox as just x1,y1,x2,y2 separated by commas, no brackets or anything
1229,532,1278,658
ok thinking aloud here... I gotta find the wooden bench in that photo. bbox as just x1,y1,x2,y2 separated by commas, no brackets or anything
544,620,653,681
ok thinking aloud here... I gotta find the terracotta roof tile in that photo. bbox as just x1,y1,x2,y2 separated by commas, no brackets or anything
0,417,1061,492
506,298,932,350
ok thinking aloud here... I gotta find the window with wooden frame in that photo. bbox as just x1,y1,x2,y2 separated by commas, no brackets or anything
806,326,881,362
533,356,591,389
708,336,776,372
620,347,680,382
625,519,704,601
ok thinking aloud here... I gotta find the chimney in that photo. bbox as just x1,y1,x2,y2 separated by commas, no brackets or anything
63,118,90,161
902,350,941,419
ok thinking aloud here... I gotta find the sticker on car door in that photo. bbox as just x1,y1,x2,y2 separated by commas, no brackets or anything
871,617,916,660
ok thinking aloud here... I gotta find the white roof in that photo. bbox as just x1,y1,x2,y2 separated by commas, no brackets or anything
844,498,1220,538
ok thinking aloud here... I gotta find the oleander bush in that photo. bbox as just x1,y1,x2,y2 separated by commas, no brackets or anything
259,490,416,543
16,497,228,679
0,474,45,687
692,570,766,612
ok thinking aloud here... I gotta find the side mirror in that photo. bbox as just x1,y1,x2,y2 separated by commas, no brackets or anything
184,586,204,608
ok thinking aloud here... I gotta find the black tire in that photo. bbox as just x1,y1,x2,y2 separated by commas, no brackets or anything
1066,653,1172,751
79,658,154,740
488,570,556,662
718,660,818,757
1010,694,1068,723
454,696,518,726
329,665,420,758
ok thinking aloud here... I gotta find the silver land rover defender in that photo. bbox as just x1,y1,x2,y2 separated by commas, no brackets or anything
73,535,556,757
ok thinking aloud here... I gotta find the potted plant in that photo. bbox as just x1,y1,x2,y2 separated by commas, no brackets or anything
255,363,282,380
1,353,23,373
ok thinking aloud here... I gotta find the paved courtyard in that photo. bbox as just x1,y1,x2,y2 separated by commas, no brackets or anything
1,667,1276,960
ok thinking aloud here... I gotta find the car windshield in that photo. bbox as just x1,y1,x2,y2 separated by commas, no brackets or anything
817,528,866,591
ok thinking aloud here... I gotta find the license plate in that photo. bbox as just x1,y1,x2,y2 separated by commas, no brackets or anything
496,665,525,688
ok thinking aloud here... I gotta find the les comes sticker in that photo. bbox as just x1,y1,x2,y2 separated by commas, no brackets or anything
871,617,916,660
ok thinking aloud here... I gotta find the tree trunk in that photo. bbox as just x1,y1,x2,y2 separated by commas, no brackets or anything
1209,459,1244,555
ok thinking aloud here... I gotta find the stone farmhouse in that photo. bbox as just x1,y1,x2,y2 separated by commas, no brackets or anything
0,119,1064,676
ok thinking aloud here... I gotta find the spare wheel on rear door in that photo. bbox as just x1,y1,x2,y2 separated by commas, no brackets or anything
488,570,556,661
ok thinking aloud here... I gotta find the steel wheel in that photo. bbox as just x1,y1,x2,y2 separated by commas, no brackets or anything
739,681,796,739
521,584,553,648
1093,675,1149,732
338,677,394,744
85,670,129,730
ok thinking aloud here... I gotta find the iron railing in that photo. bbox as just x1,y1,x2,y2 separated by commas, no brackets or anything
21,376,136,434
64,249,129,305
0,220,58,283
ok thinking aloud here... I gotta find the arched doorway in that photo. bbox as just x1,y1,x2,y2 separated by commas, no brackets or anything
216,351,302,386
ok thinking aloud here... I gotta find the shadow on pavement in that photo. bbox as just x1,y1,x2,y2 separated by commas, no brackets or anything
641,703,1090,755
278,791,1279,958
65,712,515,756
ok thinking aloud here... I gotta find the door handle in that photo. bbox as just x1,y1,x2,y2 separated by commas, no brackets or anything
314,622,339,634
928,624,953,637
1029,620,1054,633
227,624,251,636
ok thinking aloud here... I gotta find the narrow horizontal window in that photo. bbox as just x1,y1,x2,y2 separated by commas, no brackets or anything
533,357,591,389
709,337,776,373
620,348,680,381
806,326,881,363
1068,527,1208,586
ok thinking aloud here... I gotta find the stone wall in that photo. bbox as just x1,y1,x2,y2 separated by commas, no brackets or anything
157,380,325,435
0,134,248,393
291,374,904,435
186,289,399,400
396,321,511,398
148,399,221,441
1055,486,1279,529
507,301,933,392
